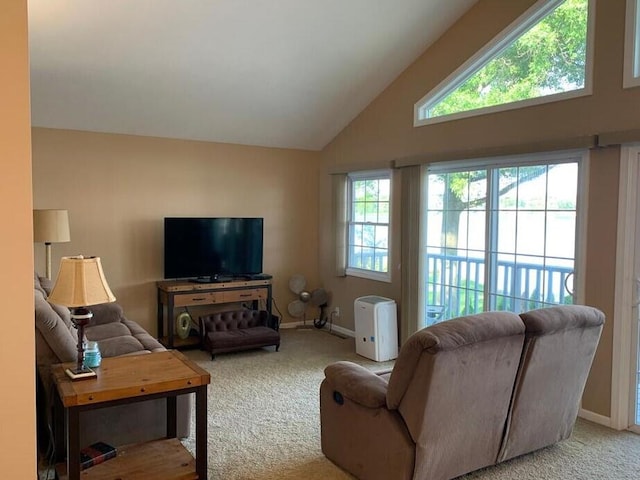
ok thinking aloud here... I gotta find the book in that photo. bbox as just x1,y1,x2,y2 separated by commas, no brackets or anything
65,368,97,380
80,441,117,470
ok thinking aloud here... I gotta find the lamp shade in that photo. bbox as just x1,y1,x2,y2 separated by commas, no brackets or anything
33,209,70,243
48,256,116,307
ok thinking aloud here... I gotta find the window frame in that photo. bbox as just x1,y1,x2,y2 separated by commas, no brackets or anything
346,169,392,283
418,150,588,327
624,0,640,88
414,0,595,127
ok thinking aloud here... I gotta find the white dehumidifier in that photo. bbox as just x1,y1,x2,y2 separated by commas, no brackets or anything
354,295,398,361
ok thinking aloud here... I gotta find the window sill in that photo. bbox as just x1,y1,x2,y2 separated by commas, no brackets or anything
345,268,391,283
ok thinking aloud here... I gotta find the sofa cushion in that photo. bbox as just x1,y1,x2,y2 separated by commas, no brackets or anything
34,288,77,364
88,302,126,325
86,321,135,340
34,271,47,296
92,336,152,357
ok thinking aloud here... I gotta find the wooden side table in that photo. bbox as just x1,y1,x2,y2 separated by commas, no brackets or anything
51,350,210,480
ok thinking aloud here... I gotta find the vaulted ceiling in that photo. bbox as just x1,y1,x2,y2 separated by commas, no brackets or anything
28,0,477,151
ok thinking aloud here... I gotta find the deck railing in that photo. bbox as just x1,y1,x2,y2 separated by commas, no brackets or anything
425,252,574,324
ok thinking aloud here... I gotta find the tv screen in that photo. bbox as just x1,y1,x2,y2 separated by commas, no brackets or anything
164,217,263,280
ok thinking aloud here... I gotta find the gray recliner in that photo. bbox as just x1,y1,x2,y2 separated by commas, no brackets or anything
498,305,605,462
321,311,526,480
320,305,604,480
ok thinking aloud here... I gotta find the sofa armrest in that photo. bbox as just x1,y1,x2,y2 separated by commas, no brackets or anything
89,302,125,326
323,361,388,409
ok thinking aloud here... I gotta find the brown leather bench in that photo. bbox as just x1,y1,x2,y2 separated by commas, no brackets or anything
199,309,280,359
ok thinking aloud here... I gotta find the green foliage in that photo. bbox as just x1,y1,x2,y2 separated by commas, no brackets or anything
527,287,543,310
429,0,588,118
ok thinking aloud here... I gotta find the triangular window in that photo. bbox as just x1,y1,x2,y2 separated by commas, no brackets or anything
415,0,591,125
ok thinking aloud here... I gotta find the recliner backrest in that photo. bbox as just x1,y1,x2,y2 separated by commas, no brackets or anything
387,311,525,480
497,305,604,462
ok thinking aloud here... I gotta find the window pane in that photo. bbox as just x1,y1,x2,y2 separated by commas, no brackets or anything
374,248,388,272
353,201,365,222
349,246,362,269
364,180,378,201
548,163,578,209
515,211,546,256
546,211,576,258
353,224,363,246
467,211,486,251
362,225,375,247
354,181,366,201
379,179,390,202
361,247,374,269
375,225,388,249
498,167,519,210
517,165,548,210
426,211,443,248
379,202,390,224
428,175,445,209
365,202,378,223
496,211,517,254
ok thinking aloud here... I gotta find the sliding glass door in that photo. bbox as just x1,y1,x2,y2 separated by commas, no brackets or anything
421,154,581,326
631,150,640,433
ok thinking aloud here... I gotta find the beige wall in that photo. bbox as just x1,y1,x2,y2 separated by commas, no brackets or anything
319,0,636,417
0,0,36,477
32,128,320,332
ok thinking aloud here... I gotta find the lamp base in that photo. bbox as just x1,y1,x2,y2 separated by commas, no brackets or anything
65,366,97,381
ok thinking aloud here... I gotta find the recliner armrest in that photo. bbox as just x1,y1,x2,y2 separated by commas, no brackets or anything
323,361,388,408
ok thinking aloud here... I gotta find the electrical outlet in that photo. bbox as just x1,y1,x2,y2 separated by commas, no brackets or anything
334,306,340,317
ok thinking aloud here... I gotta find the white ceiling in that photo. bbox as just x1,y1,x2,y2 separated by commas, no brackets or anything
28,0,477,151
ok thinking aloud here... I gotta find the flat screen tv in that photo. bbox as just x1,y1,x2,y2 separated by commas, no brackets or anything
164,217,263,281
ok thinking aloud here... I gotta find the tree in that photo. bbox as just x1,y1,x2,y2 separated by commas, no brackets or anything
437,166,550,253
430,0,588,118
429,0,587,249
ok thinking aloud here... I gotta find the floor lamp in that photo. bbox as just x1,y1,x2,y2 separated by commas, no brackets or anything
48,255,116,380
33,209,70,280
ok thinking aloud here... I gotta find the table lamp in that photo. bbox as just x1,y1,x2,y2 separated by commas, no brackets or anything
33,209,71,280
48,255,116,380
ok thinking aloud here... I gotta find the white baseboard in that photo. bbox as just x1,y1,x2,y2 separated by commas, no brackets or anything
323,323,355,338
278,320,355,338
279,320,303,329
578,408,612,428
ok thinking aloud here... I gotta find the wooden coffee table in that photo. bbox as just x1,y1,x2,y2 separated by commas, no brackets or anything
51,350,210,480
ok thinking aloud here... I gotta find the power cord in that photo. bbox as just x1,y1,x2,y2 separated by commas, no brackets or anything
271,297,284,328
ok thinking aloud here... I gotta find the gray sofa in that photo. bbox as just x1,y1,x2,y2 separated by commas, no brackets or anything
34,272,191,454
320,305,604,480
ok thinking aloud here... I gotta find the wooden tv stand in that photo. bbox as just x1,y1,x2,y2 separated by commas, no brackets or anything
157,278,273,349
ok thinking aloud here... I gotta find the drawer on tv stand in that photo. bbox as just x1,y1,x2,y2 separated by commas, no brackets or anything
223,289,267,303
174,292,224,307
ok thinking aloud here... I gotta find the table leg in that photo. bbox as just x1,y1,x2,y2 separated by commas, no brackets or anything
168,296,175,348
66,407,80,480
167,396,177,438
195,386,208,479
157,289,164,339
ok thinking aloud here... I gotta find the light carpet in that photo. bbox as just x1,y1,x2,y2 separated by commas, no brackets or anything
182,328,640,480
